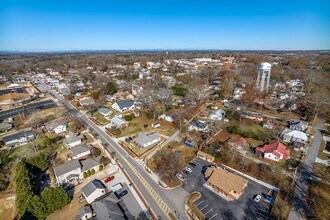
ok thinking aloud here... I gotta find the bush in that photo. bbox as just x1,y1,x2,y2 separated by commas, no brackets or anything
99,165,103,171
91,169,95,175
41,187,70,213
87,170,91,177
145,111,153,119
83,172,87,179
172,85,188,96
124,114,134,121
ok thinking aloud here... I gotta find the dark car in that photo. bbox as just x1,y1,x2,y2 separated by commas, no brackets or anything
118,190,128,198
183,170,189,175
125,138,131,142
188,162,196,167
104,176,115,183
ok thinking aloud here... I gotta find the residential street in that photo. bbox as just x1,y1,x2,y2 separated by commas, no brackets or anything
288,119,324,220
39,82,188,219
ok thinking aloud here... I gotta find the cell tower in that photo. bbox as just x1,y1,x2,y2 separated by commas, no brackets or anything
256,62,271,92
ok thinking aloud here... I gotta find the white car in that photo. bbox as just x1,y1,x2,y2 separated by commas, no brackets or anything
254,194,262,202
176,173,186,182
185,166,193,173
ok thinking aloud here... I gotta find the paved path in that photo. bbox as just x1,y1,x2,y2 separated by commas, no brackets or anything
288,119,323,220
39,82,187,219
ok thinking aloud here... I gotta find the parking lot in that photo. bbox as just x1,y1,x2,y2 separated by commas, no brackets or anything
181,158,273,220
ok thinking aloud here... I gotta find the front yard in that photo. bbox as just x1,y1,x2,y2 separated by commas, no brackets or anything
92,111,109,125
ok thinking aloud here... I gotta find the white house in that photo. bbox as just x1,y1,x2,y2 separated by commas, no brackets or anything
188,120,208,132
63,132,83,149
133,132,161,148
98,108,112,117
81,179,107,204
158,114,174,122
111,100,135,112
281,128,308,144
109,116,129,128
208,109,226,121
71,144,93,160
53,157,102,185
46,120,67,134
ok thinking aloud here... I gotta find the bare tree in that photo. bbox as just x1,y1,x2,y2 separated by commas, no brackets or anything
186,86,209,105
156,88,173,113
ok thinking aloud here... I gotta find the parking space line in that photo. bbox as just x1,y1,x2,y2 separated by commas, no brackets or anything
204,208,213,215
200,204,208,211
208,213,218,220
196,200,204,206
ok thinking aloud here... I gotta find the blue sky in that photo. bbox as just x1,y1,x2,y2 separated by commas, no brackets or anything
0,0,329,51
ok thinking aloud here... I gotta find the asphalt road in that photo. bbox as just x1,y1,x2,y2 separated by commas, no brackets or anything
288,119,323,220
38,82,188,219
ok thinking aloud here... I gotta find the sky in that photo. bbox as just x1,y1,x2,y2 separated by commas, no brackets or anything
0,0,329,51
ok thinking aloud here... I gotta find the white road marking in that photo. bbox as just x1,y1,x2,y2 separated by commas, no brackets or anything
200,204,208,211
209,213,218,220
196,200,204,206
204,208,213,215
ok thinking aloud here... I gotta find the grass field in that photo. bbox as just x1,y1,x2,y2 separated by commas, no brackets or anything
127,143,155,157
92,111,109,125
47,194,87,220
118,116,177,138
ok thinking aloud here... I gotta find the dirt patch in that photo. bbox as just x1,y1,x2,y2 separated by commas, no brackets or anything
0,195,15,220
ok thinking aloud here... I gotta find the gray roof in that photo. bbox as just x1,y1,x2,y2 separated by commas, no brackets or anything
116,100,134,110
98,108,111,115
0,123,12,131
63,132,83,145
46,120,66,131
81,179,106,197
78,205,93,218
91,194,126,220
111,117,128,127
134,132,160,147
2,130,35,143
71,143,92,157
53,159,81,177
289,120,309,126
80,98,94,105
81,156,102,172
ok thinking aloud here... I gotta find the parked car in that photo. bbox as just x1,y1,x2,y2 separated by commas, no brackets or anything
183,170,189,175
104,176,115,183
118,190,128,198
176,173,186,181
185,166,193,173
254,194,262,202
188,162,196,167
125,138,131,142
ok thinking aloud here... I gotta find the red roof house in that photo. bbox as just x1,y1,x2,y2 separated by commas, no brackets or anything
256,141,290,162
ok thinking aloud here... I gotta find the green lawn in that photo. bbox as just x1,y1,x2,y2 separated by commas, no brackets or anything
92,111,109,125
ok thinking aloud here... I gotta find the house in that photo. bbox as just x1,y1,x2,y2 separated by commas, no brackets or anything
98,108,112,117
109,116,129,128
63,131,84,149
188,120,208,132
158,114,174,122
197,151,215,163
91,194,132,220
71,144,93,160
228,135,247,150
0,122,13,132
2,130,36,148
111,100,135,112
79,97,95,106
208,109,226,121
289,120,309,131
133,132,161,148
53,156,102,185
78,205,94,220
281,128,308,144
46,120,67,134
204,167,248,200
81,179,107,204
262,119,275,129
256,141,291,162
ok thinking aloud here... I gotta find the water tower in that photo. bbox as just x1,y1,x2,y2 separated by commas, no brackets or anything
256,62,271,92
